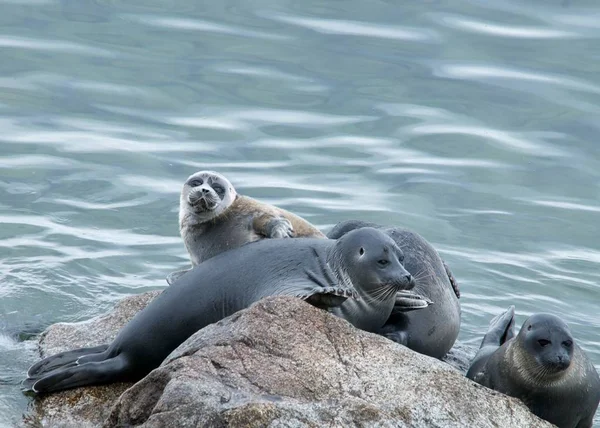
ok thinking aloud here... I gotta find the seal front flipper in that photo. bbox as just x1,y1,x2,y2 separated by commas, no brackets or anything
254,215,294,238
391,290,433,314
166,268,191,285
384,331,409,346
442,260,460,299
28,355,129,394
26,344,109,378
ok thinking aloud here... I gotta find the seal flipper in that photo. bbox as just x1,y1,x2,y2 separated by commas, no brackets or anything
26,344,109,378
29,355,128,394
253,215,294,239
391,290,433,313
166,268,191,285
442,260,460,299
466,306,516,381
481,305,515,348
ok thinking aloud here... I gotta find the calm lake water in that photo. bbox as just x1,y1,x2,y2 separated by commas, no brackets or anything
1,0,600,425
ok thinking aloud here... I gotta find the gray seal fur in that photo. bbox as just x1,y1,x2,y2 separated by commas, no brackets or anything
23,227,423,394
168,170,325,284
467,306,600,428
327,220,460,359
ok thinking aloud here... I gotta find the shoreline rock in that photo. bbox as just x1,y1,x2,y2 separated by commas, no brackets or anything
24,293,551,427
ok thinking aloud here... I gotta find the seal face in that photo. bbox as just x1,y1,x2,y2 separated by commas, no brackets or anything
169,170,325,284
328,220,460,359
22,227,428,395
180,170,237,225
467,307,600,428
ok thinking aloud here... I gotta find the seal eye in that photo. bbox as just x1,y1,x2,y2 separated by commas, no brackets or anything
189,179,203,187
538,339,551,347
563,340,573,348
377,259,389,267
359,247,365,256
212,184,225,195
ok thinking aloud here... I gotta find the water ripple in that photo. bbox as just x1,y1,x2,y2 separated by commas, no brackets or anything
438,14,580,39
267,14,438,42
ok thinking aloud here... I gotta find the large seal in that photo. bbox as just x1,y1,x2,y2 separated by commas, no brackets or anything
167,170,325,284
23,227,426,394
467,306,600,428
327,220,460,359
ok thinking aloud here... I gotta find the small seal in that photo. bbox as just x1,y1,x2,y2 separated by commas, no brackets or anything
328,220,460,359
167,170,325,284
23,227,427,394
467,306,600,428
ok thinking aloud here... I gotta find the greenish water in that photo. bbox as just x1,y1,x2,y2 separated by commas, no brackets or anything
1,0,600,425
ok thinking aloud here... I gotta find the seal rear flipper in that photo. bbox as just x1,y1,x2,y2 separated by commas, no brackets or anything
481,306,516,348
166,268,191,285
28,355,129,394
26,344,109,378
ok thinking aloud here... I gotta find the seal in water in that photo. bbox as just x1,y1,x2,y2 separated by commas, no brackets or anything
23,227,427,394
327,220,460,359
167,170,325,284
467,306,600,428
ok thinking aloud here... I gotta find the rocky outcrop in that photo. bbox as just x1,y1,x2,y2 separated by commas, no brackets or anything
25,293,552,428
24,290,161,428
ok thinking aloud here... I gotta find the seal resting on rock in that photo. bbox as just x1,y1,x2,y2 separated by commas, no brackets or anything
167,170,325,284
467,306,600,428
327,220,460,359
23,227,428,394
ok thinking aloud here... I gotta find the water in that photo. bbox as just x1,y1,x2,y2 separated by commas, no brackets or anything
1,0,599,425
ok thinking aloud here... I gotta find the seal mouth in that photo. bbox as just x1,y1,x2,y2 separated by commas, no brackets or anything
188,189,220,212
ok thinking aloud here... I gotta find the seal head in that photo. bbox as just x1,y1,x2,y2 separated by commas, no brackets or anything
180,170,237,225
329,227,416,332
518,313,574,375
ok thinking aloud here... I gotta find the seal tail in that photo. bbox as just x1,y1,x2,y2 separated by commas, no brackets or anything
26,344,109,378
24,355,128,394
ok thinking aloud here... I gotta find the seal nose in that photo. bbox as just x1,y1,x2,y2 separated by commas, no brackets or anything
553,354,571,370
405,274,415,290
201,188,210,194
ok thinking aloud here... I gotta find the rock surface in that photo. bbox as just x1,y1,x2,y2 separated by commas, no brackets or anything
24,293,552,428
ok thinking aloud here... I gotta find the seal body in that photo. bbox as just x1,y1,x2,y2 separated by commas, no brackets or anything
169,170,325,284
23,228,420,394
467,307,600,428
328,220,461,359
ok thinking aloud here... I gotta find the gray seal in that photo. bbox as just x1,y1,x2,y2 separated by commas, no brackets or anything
23,227,427,394
467,306,600,428
167,170,325,284
328,220,460,359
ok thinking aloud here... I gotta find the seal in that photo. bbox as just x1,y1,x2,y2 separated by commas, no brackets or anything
167,170,325,284
467,306,600,428
23,227,427,394
327,220,461,359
